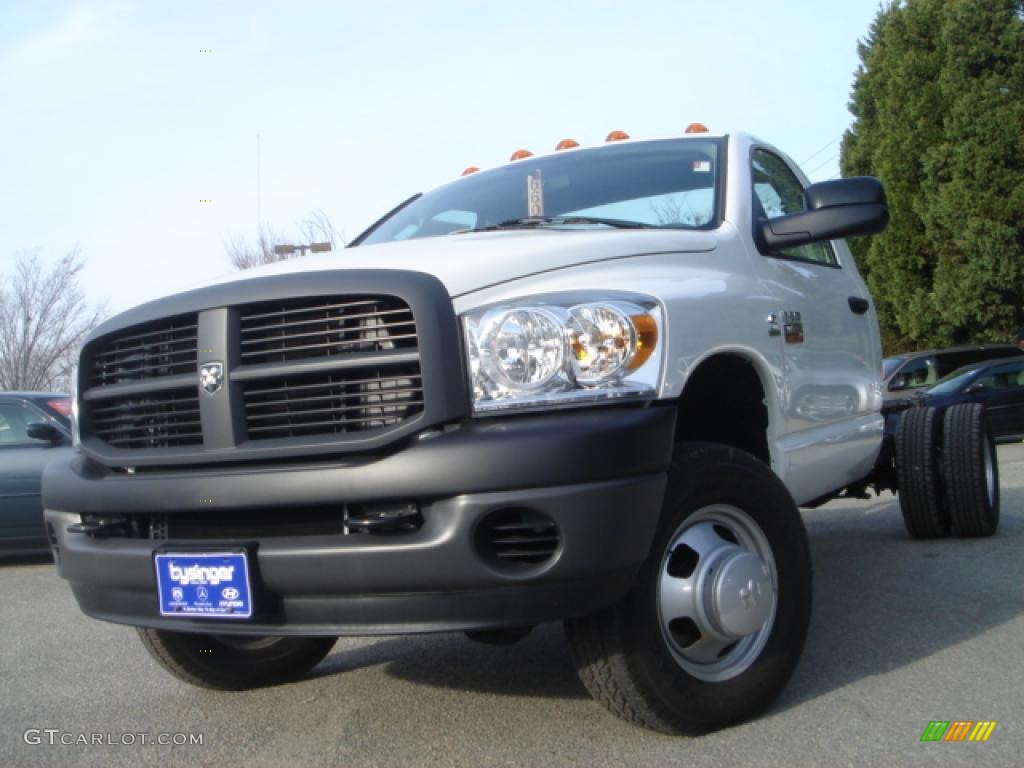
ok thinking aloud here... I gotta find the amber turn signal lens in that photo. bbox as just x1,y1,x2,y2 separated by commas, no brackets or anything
627,313,658,371
685,122,709,134
605,130,630,142
509,149,533,161
461,166,480,176
556,138,579,150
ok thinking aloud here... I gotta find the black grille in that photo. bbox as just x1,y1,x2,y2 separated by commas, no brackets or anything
238,296,417,365
147,508,348,540
89,314,198,386
76,273,458,463
89,389,202,448
242,367,424,440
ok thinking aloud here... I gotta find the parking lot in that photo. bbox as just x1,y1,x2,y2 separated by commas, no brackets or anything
2,444,1022,768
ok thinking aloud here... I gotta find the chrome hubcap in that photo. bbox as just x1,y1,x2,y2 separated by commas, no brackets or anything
657,505,778,682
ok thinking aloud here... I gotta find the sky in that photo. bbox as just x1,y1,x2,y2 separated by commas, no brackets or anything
0,0,882,315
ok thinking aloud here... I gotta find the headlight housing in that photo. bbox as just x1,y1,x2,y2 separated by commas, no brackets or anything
463,293,662,413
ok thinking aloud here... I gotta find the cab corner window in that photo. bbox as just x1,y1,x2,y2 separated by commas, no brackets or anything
752,148,838,267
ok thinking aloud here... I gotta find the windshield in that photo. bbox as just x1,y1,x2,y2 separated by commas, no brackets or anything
927,366,981,395
358,138,723,245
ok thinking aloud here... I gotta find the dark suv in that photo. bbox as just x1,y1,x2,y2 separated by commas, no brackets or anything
882,344,1024,401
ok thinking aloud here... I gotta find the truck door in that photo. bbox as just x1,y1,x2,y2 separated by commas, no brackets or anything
748,148,883,501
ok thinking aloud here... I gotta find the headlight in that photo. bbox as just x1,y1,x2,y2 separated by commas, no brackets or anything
463,294,662,413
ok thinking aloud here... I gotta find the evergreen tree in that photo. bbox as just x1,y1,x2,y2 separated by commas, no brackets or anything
841,0,1024,353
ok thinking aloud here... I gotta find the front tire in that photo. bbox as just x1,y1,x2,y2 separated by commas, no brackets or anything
137,629,336,690
565,443,812,735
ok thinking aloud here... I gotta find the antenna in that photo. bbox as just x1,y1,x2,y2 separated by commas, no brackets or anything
256,133,262,234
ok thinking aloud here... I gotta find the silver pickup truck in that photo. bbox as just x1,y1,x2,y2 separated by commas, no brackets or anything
43,129,999,734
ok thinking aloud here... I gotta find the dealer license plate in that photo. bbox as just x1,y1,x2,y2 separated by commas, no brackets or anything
154,552,252,619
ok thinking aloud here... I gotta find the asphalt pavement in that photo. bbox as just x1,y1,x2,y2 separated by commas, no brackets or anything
2,445,1023,768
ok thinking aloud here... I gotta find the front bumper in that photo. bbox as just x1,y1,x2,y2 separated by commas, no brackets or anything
44,406,674,636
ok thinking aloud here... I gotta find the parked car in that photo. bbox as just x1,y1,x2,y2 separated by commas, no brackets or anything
0,393,73,556
884,357,1024,443
882,344,1023,401
884,344,1019,403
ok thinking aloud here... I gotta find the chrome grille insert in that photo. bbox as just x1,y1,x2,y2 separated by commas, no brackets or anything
89,389,203,449
239,296,416,365
89,314,198,387
242,367,424,440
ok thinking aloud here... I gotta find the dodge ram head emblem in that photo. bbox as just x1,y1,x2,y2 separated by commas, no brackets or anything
199,362,224,395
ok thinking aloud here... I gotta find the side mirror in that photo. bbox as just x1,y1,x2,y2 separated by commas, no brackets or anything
966,382,986,395
27,422,64,446
756,177,889,253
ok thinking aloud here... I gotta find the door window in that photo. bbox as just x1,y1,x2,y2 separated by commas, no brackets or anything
973,363,1024,392
0,402,34,445
890,356,938,391
752,149,838,267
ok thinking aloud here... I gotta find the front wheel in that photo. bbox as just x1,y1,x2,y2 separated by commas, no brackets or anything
565,443,812,735
137,629,336,690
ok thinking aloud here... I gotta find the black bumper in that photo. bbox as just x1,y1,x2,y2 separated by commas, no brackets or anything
44,406,674,635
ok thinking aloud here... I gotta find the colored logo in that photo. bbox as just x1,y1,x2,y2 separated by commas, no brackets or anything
920,721,997,742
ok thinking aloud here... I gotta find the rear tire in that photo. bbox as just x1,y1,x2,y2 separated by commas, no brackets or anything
137,629,336,690
895,406,949,538
565,443,812,735
942,403,1000,537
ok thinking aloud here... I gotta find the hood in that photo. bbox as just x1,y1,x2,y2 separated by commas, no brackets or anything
203,228,717,298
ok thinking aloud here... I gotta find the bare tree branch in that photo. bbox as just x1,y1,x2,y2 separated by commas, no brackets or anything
296,209,344,250
227,211,344,271
649,195,703,227
0,249,107,392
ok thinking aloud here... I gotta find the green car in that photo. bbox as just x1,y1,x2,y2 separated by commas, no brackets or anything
0,393,72,556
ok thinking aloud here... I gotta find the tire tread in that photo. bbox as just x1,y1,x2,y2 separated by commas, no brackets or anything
895,407,948,538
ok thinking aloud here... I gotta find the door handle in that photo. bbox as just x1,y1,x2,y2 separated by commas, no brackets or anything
848,296,870,315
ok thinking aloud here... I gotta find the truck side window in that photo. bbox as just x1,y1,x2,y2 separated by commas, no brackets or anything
752,149,838,267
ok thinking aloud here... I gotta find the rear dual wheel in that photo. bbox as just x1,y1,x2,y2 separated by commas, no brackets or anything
894,403,999,539
942,403,999,537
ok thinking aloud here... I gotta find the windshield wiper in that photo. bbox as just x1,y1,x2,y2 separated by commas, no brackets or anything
455,215,655,234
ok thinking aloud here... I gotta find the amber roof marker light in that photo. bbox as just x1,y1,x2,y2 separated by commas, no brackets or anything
509,149,534,161
461,166,480,176
685,122,709,134
605,130,630,142
556,139,580,150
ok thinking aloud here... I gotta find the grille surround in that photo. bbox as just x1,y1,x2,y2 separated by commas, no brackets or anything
77,270,468,467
